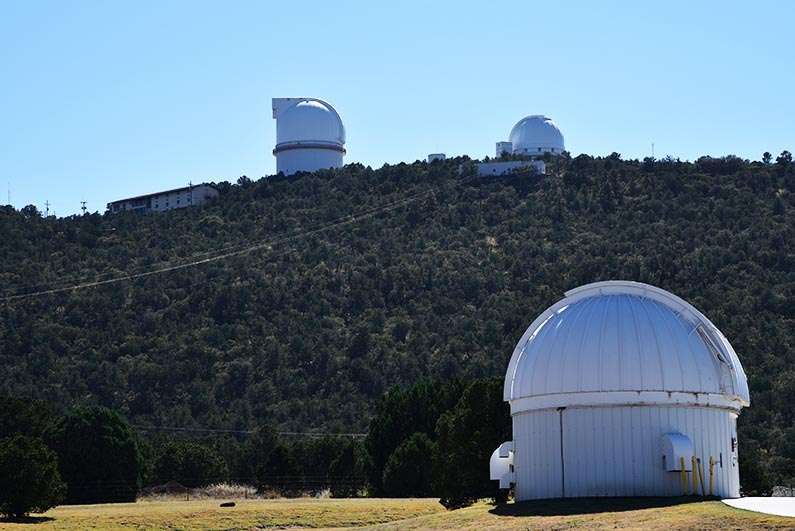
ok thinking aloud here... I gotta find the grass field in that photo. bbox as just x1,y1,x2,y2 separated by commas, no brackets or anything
1,497,793,530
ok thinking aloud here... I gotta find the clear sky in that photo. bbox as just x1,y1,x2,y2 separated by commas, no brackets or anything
1,1,793,216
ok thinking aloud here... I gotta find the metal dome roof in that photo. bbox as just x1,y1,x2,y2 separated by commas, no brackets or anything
273,98,345,148
508,115,565,153
504,281,749,413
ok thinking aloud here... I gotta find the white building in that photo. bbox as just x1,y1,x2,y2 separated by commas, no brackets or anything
476,160,545,177
495,141,513,158
494,115,565,159
491,281,750,500
427,153,446,162
272,98,346,176
107,184,218,214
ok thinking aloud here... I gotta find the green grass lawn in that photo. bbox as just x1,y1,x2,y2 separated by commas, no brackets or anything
0,497,792,530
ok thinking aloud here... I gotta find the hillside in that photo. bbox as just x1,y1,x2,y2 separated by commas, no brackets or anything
1,154,793,484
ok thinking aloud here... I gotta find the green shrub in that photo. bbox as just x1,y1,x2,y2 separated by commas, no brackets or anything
45,406,142,504
0,436,65,518
152,440,228,488
382,432,435,497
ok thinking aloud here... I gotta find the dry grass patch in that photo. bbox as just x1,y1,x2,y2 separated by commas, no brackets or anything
0,498,442,530
2,497,794,530
364,497,795,530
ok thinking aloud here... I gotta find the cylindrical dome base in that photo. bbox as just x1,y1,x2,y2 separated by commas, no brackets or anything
512,405,740,501
275,148,343,176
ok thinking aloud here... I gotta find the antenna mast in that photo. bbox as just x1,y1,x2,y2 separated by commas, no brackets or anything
81,200,87,215
45,200,50,217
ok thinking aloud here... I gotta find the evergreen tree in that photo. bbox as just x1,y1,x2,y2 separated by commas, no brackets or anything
0,436,65,518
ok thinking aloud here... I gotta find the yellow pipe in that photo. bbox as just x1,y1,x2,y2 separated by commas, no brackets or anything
697,457,706,496
680,457,687,494
692,456,698,495
709,456,715,496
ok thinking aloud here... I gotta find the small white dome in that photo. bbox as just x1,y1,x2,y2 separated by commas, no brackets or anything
508,115,565,155
275,98,345,147
504,281,749,413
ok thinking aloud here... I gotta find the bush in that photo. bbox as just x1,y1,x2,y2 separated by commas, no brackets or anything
382,432,435,497
255,444,298,496
152,440,228,488
328,442,364,498
434,378,511,509
0,396,53,439
0,436,65,518
44,406,143,504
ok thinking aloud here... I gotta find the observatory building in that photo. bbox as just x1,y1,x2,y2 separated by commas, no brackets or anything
495,115,565,158
272,98,346,176
490,281,750,500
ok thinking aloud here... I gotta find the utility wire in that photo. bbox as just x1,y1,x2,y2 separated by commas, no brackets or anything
131,425,367,437
2,188,429,297
0,183,443,303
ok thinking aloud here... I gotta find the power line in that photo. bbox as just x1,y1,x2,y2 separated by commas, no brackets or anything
131,425,367,438
0,184,441,303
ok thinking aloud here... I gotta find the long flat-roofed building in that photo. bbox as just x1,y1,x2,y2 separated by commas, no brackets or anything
107,183,218,214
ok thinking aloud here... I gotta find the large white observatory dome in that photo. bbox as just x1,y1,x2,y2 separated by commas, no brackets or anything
272,98,346,176
505,281,749,411
491,281,750,501
508,115,565,156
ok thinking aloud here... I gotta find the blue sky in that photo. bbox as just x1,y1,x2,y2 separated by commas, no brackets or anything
1,1,793,216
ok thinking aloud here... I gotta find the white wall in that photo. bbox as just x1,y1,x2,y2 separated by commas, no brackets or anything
149,185,218,213
109,185,218,213
276,148,343,176
513,409,563,500
512,405,740,500
476,160,545,176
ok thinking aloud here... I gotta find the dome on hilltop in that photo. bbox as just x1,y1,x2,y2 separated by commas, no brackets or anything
272,97,346,176
275,98,345,148
508,115,565,155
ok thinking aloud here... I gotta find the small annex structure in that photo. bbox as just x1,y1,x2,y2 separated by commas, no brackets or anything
107,183,218,214
272,97,346,176
478,114,565,176
490,281,750,500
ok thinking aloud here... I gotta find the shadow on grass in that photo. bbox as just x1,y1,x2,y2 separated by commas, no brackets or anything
490,496,719,517
0,516,56,524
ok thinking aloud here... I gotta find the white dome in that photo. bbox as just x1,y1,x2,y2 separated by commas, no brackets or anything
508,115,565,155
274,98,345,148
504,281,749,413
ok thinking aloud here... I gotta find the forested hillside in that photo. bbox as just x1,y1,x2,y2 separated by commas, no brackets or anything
1,153,793,482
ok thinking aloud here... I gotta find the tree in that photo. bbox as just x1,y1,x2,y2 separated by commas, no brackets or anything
0,396,53,439
739,440,773,496
365,379,465,495
44,407,143,504
328,442,363,498
256,444,298,495
762,152,772,164
237,424,278,481
382,432,435,497
151,440,228,488
0,436,65,518
776,150,792,166
434,378,511,509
